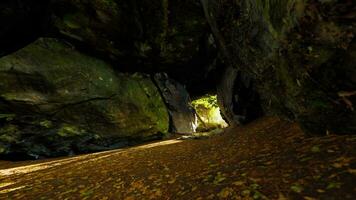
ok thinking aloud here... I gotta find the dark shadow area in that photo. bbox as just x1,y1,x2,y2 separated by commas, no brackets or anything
232,71,264,124
0,0,51,57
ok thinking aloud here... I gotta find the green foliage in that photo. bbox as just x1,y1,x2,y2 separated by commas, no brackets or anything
192,95,227,131
192,95,218,109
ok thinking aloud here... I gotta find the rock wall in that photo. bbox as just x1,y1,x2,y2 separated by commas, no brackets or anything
213,0,356,134
51,0,211,68
49,0,220,93
154,73,197,134
0,38,169,159
0,0,355,161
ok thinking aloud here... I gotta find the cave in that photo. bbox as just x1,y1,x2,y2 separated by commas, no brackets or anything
0,0,355,199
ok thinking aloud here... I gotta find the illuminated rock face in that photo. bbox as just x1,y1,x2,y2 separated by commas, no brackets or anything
192,95,228,132
0,38,169,159
154,73,197,134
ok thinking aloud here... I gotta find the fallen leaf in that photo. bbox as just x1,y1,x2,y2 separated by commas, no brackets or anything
291,184,303,193
233,181,245,186
217,187,233,198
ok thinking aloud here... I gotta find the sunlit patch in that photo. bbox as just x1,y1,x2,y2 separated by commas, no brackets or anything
192,95,228,131
0,139,182,177
0,182,15,189
0,186,26,194
0,157,81,176
134,140,182,150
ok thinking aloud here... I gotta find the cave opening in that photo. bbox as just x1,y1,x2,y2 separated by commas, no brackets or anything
230,71,264,125
191,94,228,132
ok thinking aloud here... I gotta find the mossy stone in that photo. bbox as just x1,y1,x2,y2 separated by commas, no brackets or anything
0,38,169,158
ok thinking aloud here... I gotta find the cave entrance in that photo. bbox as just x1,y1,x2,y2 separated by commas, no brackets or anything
217,67,264,126
231,71,264,124
192,94,228,132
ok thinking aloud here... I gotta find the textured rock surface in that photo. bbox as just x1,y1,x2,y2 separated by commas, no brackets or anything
0,38,169,159
154,73,197,134
212,0,356,134
0,0,354,163
50,0,213,73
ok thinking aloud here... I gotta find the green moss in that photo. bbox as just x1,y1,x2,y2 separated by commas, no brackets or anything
58,124,84,137
0,113,15,121
0,124,18,134
0,146,6,154
0,125,20,143
0,38,170,152
113,74,169,136
40,120,53,129
0,134,16,143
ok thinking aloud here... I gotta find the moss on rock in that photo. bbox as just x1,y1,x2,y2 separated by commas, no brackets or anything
0,38,169,158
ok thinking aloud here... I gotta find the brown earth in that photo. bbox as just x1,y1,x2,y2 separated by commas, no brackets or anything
0,117,355,200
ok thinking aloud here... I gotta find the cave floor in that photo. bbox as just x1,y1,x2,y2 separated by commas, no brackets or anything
0,117,355,200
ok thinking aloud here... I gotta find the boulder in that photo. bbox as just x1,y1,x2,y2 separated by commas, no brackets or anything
154,73,197,134
0,38,169,159
217,68,264,125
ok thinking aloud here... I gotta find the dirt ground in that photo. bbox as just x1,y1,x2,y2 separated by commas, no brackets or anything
0,117,355,200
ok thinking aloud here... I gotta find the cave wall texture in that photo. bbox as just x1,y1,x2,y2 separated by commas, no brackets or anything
213,0,356,134
0,0,355,158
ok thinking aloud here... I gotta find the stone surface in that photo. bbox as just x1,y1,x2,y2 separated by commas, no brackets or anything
0,38,169,159
50,0,213,72
154,73,196,134
212,0,356,134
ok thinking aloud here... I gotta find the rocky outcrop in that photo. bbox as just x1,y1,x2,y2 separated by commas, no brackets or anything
0,38,169,159
211,0,356,134
50,0,213,73
0,0,354,162
49,0,220,94
154,73,197,134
